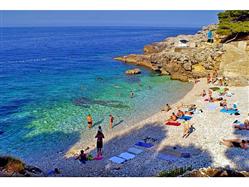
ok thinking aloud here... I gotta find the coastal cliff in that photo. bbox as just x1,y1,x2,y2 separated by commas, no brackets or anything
0,156,44,177
114,24,249,85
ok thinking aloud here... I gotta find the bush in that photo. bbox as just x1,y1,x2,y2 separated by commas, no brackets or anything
158,166,192,177
217,10,249,39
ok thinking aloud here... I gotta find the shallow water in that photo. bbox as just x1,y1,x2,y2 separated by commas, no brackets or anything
0,26,196,159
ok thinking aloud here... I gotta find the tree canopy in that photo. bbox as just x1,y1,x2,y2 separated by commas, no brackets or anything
217,10,249,37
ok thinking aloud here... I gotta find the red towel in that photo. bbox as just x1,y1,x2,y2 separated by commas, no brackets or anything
165,121,181,126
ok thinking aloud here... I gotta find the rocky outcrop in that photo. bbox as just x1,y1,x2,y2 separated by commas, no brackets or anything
114,24,226,81
0,156,44,177
180,167,249,177
125,68,141,75
219,41,249,86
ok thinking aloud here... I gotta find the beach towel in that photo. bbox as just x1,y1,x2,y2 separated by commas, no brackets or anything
210,87,220,91
161,149,181,157
93,155,103,160
165,121,181,126
207,103,218,110
178,115,192,121
156,153,178,162
118,152,136,160
127,147,143,155
109,156,126,164
220,108,238,114
181,152,191,158
135,141,154,148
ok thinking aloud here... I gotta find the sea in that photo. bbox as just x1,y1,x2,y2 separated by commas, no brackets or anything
0,26,198,161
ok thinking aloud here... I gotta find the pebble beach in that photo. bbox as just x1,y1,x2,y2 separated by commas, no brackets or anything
26,78,249,176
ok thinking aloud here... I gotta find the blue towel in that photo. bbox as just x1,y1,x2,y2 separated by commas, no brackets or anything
179,115,192,121
220,108,238,114
135,141,154,148
157,153,178,161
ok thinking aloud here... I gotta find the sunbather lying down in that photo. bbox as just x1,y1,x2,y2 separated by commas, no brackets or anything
220,139,249,149
166,112,178,122
234,119,249,130
161,104,172,112
206,96,223,102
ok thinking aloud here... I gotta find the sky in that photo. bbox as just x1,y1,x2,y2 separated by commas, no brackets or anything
0,11,221,27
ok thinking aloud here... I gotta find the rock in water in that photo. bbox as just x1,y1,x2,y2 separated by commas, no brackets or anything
125,68,141,75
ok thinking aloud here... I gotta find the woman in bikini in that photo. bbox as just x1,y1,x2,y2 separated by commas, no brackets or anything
86,114,93,128
220,139,248,149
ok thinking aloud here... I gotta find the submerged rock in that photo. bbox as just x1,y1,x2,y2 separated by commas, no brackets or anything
125,68,141,75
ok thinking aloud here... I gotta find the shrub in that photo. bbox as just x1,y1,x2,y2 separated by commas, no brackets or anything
158,166,192,177
216,10,249,41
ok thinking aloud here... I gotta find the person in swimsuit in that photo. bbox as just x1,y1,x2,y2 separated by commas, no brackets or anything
201,90,206,97
161,104,172,112
130,91,135,98
168,112,178,121
207,73,212,84
234,119,249,130
182,120,190,138
95,127,105,156
86,114,93,128
109,114,114,129
220,139,248,149
75,150,87,164
176,110,185,118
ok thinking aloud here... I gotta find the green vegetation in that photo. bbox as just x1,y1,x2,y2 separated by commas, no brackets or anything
158,166,192,177
217,10,249,40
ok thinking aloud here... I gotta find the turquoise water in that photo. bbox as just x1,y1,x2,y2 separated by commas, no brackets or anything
0,27,196,159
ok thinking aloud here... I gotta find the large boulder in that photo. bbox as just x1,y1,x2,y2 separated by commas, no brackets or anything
0,156,44,177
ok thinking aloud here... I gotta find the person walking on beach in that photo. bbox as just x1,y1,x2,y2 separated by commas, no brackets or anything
86,114,93,128
109,114,114,129
95,126,105,156
207,73,212,84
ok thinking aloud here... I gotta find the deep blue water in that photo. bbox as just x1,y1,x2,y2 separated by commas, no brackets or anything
0,26,197,160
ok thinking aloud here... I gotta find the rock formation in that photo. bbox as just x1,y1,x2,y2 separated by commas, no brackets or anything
180,167,249,177
219,41,249,86
114,24,249,85
125,68,141,75
0,156,44,177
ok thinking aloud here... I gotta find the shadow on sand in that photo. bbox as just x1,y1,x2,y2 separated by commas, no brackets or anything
59,122,213,177
224,127,249,171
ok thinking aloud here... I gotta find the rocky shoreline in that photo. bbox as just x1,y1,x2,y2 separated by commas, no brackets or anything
114,24,249,85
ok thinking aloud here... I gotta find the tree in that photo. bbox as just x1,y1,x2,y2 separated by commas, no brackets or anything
216,10,249,42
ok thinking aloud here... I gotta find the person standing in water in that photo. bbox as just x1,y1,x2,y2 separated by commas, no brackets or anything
109,114,114,129
95,126,105,156
130,90,134,98
86,114,93,128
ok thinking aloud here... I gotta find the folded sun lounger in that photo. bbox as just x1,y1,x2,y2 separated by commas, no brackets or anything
118,152,136,160
135,141,154,148
109,156,126,164
127,147,143,155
